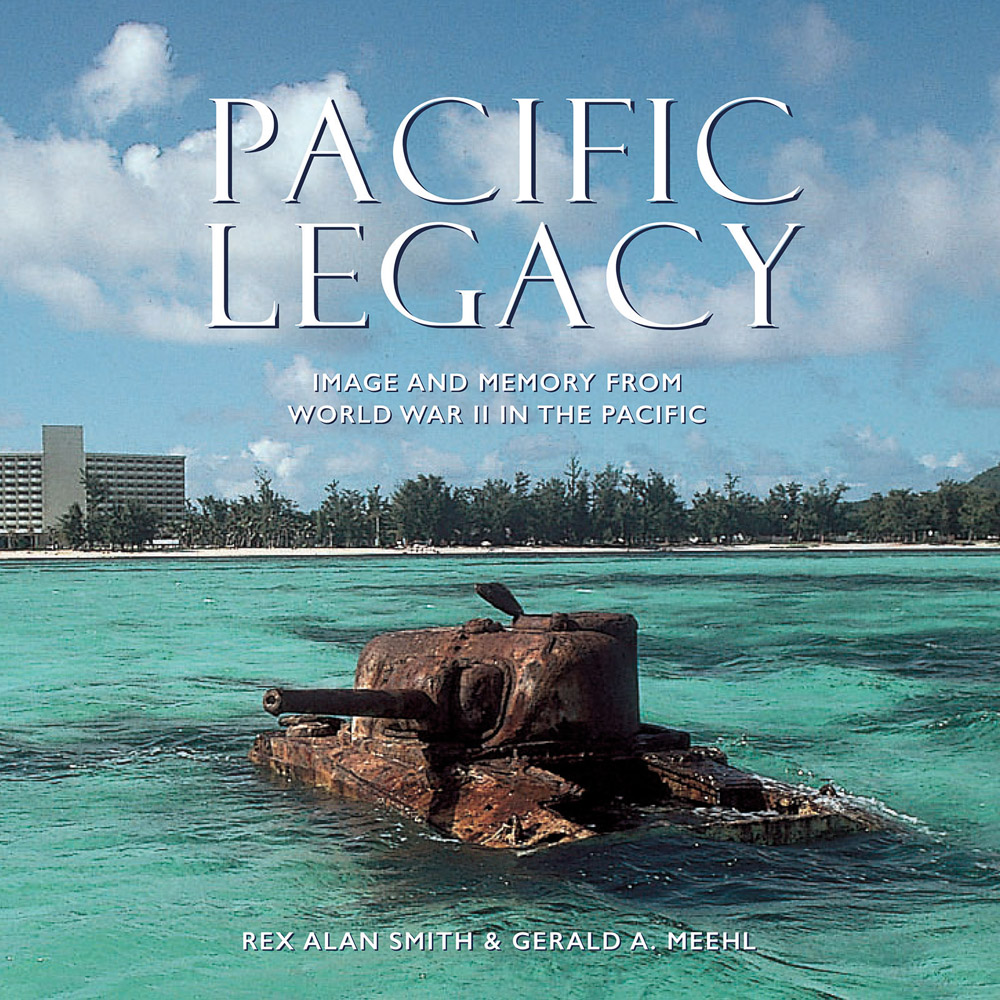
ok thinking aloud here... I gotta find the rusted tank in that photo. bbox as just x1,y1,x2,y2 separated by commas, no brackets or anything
250,584,887,849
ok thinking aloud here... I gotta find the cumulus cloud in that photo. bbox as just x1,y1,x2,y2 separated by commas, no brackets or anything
918,451,970,474
434,102,623,236
266,354,316,398
173,446,248,500
77,23,194,127
182,435,315,502
1,19,998,374
246,436,312,483
496,110,1000,370
0,52,390,344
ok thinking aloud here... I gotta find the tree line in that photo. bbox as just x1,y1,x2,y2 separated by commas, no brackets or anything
55,463,1000,551
58,473,162,550
166,465,1000,550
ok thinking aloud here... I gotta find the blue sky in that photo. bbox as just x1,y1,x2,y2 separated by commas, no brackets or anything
0,1,998,507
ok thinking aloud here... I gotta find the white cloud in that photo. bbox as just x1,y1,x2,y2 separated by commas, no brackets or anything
183,436,315,501
178,436,315,503
435,104,623,236
0,20,998,374
77,23,194,128
919,451,970,473
245,436,312,483
0,54,391,344
495,112,1000,370
266,355,317,398
174,447,246,500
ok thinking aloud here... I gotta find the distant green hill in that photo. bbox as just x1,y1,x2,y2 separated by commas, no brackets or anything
969,465,1000,492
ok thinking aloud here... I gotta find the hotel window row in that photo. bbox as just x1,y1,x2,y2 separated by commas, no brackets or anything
0,426,186,547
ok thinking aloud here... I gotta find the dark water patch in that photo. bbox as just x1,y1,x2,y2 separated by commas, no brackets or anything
546,832,995,920
792,631,1000,679
711,733,846,756
284,617,821,680
0,737,83,783
0,719,259,782
25,560,188,574
633,633,683,662
638,629,1000,681
638,646,791,678
248,804,999,929
844,692,1000,743
180,674,275,690
289,623,385,649
638,639,802,678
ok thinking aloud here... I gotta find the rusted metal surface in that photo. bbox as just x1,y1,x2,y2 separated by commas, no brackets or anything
249,729,594,849
250,584,888,849
474,581,525,619
348,611,639,748
263,687,436,720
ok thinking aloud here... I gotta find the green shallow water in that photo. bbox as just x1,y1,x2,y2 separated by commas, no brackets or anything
2,553,998,998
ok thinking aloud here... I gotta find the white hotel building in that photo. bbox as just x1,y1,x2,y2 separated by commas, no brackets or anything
0,426,186,547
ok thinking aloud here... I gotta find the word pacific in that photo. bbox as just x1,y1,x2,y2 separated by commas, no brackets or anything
208,96,803,331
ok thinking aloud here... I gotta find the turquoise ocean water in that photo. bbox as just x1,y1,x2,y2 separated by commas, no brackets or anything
2,553,998,999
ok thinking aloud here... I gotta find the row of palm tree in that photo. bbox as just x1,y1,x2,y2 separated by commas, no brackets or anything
161,467,1000,550
57,464,1000,550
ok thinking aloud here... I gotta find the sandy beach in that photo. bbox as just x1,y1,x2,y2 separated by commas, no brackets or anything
0,541,996,560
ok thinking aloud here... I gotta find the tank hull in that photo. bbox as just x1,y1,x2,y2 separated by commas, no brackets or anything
251,596,889,849
249,722,887,849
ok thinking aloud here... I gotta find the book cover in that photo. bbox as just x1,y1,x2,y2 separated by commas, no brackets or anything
1,4,997,998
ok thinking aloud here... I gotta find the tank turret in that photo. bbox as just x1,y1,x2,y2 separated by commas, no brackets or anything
250,584,887,849
264,599,639,748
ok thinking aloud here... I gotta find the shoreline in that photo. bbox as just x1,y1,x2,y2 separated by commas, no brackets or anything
0,541,997,561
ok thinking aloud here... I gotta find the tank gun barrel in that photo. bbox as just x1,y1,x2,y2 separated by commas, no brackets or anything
263,686,436,719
